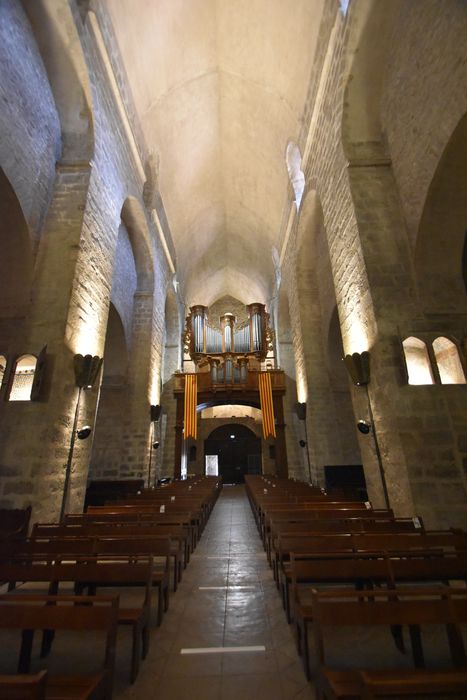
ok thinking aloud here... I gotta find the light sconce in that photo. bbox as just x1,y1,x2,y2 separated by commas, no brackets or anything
73,354,103,389
343,350,390,509
357,420,371,435
59,353,103,523
150,404,161,422
148,405,162,489
77,426,92,440
296,401,312,484
343,351,370,386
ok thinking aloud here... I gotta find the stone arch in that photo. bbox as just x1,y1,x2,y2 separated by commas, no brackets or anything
163,284,181,384
326,305,362,464
90,302,129,480
414,113,467,313
0,168,33,319
101,304,129,385
20,0,94,164
342,0,402,160
204,423,262,483
0,2,62,239
277,283,303,479
120,197,155,294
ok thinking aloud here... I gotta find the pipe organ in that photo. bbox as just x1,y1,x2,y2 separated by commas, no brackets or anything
184,303,274,380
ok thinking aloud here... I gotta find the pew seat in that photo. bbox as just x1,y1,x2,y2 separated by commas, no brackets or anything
0,595,118,700
312,587,467,700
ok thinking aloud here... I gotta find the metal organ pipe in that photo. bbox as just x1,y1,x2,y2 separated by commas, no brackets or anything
247,303,265,353
191,305,207,354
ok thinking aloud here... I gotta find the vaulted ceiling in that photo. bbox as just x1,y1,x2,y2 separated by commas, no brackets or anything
105,0,324,307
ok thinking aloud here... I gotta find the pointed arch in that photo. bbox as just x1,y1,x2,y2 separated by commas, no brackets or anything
120,197,155,293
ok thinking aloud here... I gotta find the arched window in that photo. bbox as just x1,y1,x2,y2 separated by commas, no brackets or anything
0,355,6,389
286,142,305,210
433,337,466,385
339,0,350,15
402,337,434,385
9,354,37,401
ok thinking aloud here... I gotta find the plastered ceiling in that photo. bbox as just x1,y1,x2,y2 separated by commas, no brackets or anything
105,0,324,307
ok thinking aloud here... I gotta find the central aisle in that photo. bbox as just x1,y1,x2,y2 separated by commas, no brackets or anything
118,485,314,699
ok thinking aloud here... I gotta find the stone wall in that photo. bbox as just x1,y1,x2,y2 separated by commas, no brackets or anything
0,0,61,241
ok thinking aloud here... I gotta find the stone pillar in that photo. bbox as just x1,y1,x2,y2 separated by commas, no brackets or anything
173,394,184,478
0,163,100,522
344,157,418,516
273,394,288,478
120,291,155,482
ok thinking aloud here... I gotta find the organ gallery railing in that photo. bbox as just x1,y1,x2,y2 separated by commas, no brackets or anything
173,368,285,394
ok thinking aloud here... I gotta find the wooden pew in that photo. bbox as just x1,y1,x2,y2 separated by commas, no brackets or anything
274,529,467,592
0,558,156,683
8,533,182,593
32,521,190,573
62,513,197,553
0,594,118,699
265,517,422,564
290,551,467,679
0,670,47,699
261,506,394,545
311,587,467,700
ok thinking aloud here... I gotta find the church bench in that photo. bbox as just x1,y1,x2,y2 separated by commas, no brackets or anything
265,517,423,563
260,505,393,545
261,508,396,547
0,594,118,699
88,505,204,542
359,668,467,699
310,587,467,700
290,551,467,679
273,530,467,591
81,508,200,549
0,670,48,699
118,493,214,527
1,533,180,592
38,519,193,561
0,558,156,683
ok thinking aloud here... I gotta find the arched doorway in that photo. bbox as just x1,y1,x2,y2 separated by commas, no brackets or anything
204,424,262,484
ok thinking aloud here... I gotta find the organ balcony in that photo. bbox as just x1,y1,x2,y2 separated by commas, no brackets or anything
173,365,285,395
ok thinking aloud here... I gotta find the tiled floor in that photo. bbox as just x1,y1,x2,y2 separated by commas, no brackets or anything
116,484,315,699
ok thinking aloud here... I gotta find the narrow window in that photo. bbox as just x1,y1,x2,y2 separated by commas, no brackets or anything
286,142,305,210
433,337,466,385
0,355,6,389
402,337,434,385
9,354,37,401
339,0,350,15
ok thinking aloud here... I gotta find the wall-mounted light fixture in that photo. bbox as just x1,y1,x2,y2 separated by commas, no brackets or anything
148,404,162,488
296,401,313,485
357,420,371,435
60,354,103,522
77,425,92,440
343,351,390,509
